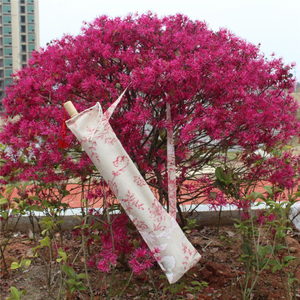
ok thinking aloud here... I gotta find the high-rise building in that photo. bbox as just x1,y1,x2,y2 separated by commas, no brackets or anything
0,0,40,111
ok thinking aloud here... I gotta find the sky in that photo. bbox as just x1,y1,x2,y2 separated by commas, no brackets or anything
39,0,300,80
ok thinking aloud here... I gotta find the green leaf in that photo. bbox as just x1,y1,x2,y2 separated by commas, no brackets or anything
57,249,67,262
272,265,281,273
258,245,272,258
191,281,202,286
289,277,299,285
250,192,263,200
269,259,281,273
26,205,43,212
259,257,270,269
11,262,20,270
255,201,263,207
170,281,185,293
257,194,267,201
32,245,42,251
42,200,50,207
41,229,48,235
5,186,15,195
274,244,286,252
58,249,66,257
61,189,70,197
242,243,253,256
239,254,251,261
283,255,296,265
90,234,100,241
41,216,52,223
1,211,8,220
232,218,241,224
0,198,9,205
215,167,226,182
62,265,76,279
77,285,87,291
40,236,50,247
276,229,286,239
76,273,88,280
68,278,77,285
225,173,232,184
11,286,21,300
263,186,273,195
21,259,31,268
28,195,39,201
22,181,30,190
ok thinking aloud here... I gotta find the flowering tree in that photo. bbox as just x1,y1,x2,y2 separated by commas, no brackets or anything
0,13,299,214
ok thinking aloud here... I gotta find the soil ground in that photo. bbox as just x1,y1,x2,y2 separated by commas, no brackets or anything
1,225,300,300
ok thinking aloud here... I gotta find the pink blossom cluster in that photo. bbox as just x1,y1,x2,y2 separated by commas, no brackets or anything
207,190,228,211
243,150,300,200
84,212,155,274
264,151,300,191
256,209,276,225
128,246,155,275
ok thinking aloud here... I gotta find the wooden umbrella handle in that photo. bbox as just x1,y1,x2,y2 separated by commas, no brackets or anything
64,101,78,118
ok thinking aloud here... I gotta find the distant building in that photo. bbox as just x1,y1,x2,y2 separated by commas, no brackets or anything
0,0,40,111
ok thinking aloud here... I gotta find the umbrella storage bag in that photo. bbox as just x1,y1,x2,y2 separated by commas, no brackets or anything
65,95,201,283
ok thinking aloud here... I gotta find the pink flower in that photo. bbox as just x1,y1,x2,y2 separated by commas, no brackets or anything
128,247,154,275
207,190,228,211
96,252,118,273
87,259,96,268
256,213,266,225
267,213,276,222
96,260,110,273
241,211,250,220
256,210,276,225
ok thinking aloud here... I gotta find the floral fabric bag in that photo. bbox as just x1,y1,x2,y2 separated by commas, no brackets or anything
65,91,201,283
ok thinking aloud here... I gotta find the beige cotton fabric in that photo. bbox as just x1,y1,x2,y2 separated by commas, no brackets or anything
65,91,201,283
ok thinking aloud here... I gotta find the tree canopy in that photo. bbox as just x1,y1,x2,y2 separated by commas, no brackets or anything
0,13,299,208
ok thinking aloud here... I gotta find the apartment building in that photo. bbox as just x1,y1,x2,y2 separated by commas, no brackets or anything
0,0,40,111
